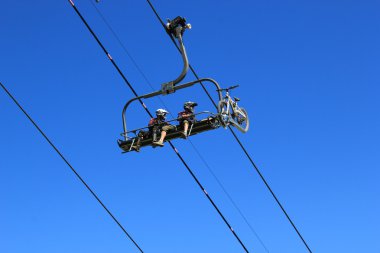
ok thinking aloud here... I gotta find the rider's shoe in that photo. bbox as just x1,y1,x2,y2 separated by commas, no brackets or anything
131,145,140,152
153,141,164,147
180,132,187,139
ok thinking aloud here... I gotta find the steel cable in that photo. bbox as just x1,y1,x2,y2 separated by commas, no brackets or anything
67,1,250,252
87,1,269,251
145,1,313,252
0,81,144,252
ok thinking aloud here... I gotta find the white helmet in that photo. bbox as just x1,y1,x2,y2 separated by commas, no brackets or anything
156,108,169,117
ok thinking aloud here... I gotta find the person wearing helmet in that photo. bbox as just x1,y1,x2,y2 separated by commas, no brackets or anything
130,108,174,151
177,101,198,138
150,108,175,147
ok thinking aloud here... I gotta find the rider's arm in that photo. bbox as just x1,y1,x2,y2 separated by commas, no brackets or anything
148,118,155,127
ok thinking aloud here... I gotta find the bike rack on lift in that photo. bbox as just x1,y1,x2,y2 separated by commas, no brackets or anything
117,17,238,152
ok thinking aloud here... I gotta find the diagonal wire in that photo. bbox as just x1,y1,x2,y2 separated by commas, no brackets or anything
87,1,269,252
0,81,144,253
145,1,313,252
67,1,250,252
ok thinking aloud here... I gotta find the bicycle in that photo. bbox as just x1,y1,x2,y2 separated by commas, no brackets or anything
217,85,249,133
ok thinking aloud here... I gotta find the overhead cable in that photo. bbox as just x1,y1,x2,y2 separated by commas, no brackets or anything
86,1,269,251
145,1,313,252
0,81,144,253
67,1,250,252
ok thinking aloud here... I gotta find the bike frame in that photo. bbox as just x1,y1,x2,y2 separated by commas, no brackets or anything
220,90,248,133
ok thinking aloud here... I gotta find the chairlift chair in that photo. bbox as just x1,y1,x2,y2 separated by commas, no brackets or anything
118,17,249,153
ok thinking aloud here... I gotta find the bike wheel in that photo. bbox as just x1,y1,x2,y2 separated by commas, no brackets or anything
234,107,249,133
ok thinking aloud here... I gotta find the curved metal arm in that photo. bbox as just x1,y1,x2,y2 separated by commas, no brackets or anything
122,78,223,140
170,33,189,85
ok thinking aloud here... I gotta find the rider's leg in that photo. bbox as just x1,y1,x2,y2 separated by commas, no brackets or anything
152,130,166,147
182,120,189,137
154,125,175,147
159,130,167,142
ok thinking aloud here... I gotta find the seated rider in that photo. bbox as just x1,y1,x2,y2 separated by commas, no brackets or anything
132,109,175,152
177,101,198,138
150,109,175,147
132,108,175,151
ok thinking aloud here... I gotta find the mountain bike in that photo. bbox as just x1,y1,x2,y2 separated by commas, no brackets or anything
217,85,249,133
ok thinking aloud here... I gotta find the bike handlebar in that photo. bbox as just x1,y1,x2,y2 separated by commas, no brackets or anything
217,84,240,92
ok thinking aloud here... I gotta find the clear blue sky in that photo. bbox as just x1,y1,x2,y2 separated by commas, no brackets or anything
1,0,379,252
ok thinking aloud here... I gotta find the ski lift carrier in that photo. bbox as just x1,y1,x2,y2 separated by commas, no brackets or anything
118,16,249,153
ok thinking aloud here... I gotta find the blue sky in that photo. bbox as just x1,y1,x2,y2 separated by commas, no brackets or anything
1,0,379,252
